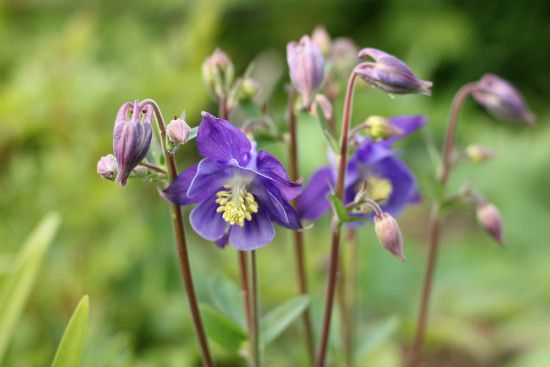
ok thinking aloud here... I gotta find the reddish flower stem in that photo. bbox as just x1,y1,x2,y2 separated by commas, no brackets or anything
407,83,477,367
316,72,358,367
141,99,214,367
287,88,316,365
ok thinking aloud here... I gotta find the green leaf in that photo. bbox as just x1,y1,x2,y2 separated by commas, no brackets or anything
0,213,61,363
208,272,245,328
315,104,339,153
355,316,399,359
51,295,90,367
200,304,247,352
261,295,310,346
328,195,363,224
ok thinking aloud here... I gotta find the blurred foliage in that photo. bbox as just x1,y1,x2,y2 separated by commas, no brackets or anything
0,0,549,366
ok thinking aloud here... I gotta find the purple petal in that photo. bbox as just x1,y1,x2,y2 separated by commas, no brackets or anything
385,115,427,144
296,167,333,220
162,164,207,205
187,159,233,199
255,181,301,230
197,112,252,165
190,195,228,242
228,209,275,250
255,150,302,200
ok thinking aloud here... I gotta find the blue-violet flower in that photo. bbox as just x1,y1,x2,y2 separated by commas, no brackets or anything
163,113,302,250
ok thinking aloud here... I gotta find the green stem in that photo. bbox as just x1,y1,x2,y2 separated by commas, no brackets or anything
140,99,215,367
287,88,316,365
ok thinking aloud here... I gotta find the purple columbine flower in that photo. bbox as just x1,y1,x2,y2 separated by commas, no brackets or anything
113,101,153,187
287,35,325,108
473,73,535,125
355,48,432,96
162,113,302,250
297,115,426,223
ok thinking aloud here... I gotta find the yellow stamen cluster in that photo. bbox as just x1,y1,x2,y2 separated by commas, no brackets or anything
366,176,393,203
216,185,259,227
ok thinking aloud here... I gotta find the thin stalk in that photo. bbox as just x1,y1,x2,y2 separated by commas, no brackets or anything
316,72,358,367
287,88,316,365
140,99,214,367
218,103,254,366
251,250,262,367
347,229,359,367
139,161,168,175
407,83,477,367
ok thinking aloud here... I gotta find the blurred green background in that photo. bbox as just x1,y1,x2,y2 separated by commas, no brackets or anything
1,0,549,366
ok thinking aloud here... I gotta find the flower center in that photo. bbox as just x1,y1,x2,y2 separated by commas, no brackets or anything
356,175,393,205
216,184,259,227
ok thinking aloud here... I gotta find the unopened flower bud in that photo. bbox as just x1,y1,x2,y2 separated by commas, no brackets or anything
113,101,153,187
167,117,191,145
476,201,504,245
374,212,405,261
364,115,404,140
238,77,260,101
309,94,333,121
202,48,235,99
97,154,118,181
287,35,325,109
311,26,331,56
473,73,535,125
465,144,496,163
329,38,358,76
355,48,432,96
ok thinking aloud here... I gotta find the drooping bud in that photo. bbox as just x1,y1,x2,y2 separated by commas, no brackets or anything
96,154,118,181
202,48,235,100
476,201,504,245
309,94,333,121
465,144,496,163
364,115,404,141
311,26,331,56
287,35,325,108
473,73,535,125
113,101,153,187
355,48,432,96
374,212,405,261
237,77,260,102
167,117,191,145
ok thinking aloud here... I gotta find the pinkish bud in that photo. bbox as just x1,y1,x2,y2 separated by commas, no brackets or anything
374,212,405,261
473,73,535,125
356,48,432,96
167,117,191,145
311,26,331,56
97,154,118,181
113,101,153,187
309,94,333,121
287,35,325,108
202,48,235,99
465,144,496,163
476,201,504,245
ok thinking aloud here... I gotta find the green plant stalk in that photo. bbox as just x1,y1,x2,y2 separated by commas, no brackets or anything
287,88,316,365
316,72,359,367
141,99,214,367
407,83,477,367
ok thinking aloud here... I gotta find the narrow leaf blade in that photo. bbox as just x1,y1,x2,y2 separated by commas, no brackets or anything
200,304,247,353
208,273,245,328
51,295,90,367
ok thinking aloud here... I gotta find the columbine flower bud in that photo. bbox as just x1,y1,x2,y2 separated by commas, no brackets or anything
113,101,153,187
287,35,325,109
476,201,504,245
473,73,535,125
374,212,405,261
309,94,333,121
465,144,496,163
237,77,260,101
364,115,404,140
96,154,118,181
311,26,331,56
355,48,432,96
167,117,191,145
202,48,235,99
